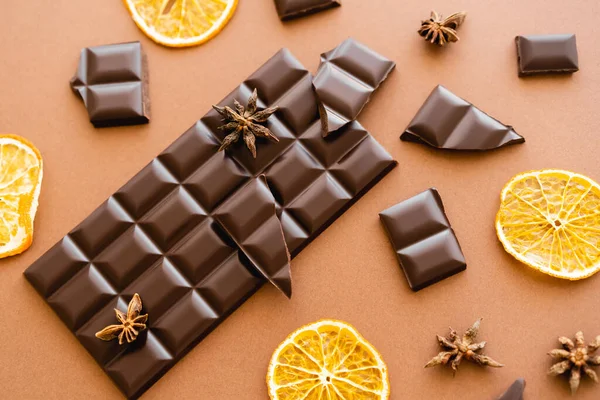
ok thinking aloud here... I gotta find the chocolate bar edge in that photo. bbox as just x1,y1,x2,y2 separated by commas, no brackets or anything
278,0,341,21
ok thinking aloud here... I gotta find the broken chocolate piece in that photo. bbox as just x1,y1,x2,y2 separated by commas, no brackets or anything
313,38,395,136
274,0,341,21
379,188,466,291
214,176,292,298
401,85,524,150
516,34,579,76
70,41,150,128
497,379,526,400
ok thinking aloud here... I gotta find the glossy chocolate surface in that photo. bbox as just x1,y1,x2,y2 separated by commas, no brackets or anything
274,0,341,21
314,38,395,136
25,48,396,399
516,34,579,76
379,188,466,291
401,85,524,151
70,42,150,128
497,378,526,400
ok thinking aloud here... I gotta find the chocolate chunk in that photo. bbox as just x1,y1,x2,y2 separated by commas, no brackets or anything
379,188,466,291
274,0,341,21
516,34,579,76
25,48,396,399
313,38,395,136
401,85,524,150
70,41,150,128
214,176,292,298
497,378,526,400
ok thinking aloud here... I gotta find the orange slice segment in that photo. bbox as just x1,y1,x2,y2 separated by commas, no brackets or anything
496,169,600,280
0,134,43,259
267,320,390,400
123,0,238,47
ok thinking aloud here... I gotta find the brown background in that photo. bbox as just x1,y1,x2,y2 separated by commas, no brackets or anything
1,0,599,399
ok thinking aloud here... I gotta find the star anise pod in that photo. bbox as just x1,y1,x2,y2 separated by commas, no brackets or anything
548,331,600,394
418,11,467,46
425,318,504,374
212,89,279,158
95,293,148,345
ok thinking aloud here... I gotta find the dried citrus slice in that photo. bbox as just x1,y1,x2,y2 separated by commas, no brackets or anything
0,134,43,259
496,169,600,280
267,319,390,400
123,0,238,47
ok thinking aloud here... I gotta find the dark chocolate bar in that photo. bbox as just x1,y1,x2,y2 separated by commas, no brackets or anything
274,0,341,21
70,42,150,128
25,48,396,399
313,38,395,136
497,378,526,400
401,85,524,151
379,188,466,291
516,34,579,76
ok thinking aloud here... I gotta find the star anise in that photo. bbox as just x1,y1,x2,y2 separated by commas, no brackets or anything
418,11,467,46
212,89,279,158
425,318,504,374
95,293,148,345
548,331,600,394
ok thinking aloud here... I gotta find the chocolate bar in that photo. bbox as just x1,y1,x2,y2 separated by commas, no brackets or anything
70,42,150,128
25,48,396,399
379,188,466,291
497,379,526,400
401,85,524,150
274,0,341,21
313,38,395,136
516,34,579,76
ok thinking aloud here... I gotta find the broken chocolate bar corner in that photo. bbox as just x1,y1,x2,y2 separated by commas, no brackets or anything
401,85,524,151
497,378,526,400
70,41,150,128
313,38,395,137
274,0,341,21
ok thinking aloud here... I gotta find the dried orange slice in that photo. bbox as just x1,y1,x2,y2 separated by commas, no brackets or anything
496,169,600,280
0,134,43,259
267,320,390,400
123,0,238,47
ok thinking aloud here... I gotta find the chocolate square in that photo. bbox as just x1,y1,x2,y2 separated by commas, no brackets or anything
379,188,466,291
274,0,341,21
70,41,150,127
516,34,579,76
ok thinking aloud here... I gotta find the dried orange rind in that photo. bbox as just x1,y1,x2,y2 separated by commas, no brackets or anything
267,319,390,399
0,134,43,259
496,169,600,280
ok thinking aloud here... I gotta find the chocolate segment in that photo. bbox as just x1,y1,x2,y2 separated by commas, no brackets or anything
70,42,150,128
379,188,466,291
516,34,579,76
401,85,524,150
25,48,396,399
313,38,395,136
497,378,526,400
274,0,341,21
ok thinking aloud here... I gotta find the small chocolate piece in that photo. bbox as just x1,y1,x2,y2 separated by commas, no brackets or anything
379,188,466,291
516,34,579,76
401,85,524,151
25,48,396,399
497,379,526,400
313,38,395,136
70,41,150,128
274,0,341,21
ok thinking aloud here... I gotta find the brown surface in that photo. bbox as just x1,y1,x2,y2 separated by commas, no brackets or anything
0,0,599,399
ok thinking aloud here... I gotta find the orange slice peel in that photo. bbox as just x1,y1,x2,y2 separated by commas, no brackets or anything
496,169,600,280
267,319,390,400
0,134,43,259
123,0,238,48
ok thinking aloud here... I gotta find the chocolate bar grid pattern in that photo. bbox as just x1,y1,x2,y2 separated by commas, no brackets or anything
379,188,466,291
70,42,149,127
25,49,396,399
